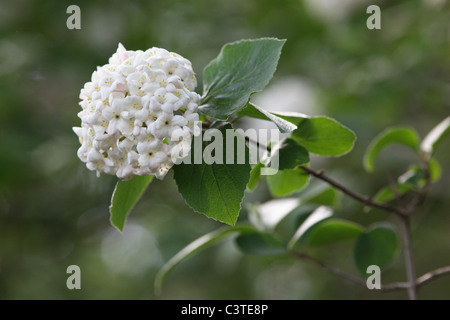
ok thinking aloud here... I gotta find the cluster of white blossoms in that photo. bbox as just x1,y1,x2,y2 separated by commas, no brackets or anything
73,43,200,180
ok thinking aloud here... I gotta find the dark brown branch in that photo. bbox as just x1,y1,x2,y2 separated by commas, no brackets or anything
243,136,407,216
298,165,408,217
244,136,267,150
243,135,408,216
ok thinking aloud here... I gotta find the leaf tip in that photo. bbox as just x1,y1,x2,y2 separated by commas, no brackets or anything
109,213,124,232
363,157,374,173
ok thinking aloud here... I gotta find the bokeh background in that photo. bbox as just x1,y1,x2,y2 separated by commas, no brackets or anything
0,0,449,299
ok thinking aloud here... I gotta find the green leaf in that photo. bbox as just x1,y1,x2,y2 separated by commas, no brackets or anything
305,188,339,207
374,166,426,204
238,107,307,124
373,184,414,203
248,198,300,231
247,162,263,191
297,181,339,207
373,158,441,204
429,157,442,182
270,111,310,124
354,223,398,275
237,109,355,157
109,175,153,232
235,231,287,255
420,116,450,157
364,127,419,172
270,138,309,170
306,219,363,246
400,159,441,184
173,125,251,225
238,103,297,133
288,206,333,248
396,162,439,190
175,162,249,225
267,167,310,197
291,116,356,157
398,167,426,186
154,226,254,295
201,38,286,120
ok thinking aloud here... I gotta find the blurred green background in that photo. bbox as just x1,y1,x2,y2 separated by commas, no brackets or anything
0,0,449,299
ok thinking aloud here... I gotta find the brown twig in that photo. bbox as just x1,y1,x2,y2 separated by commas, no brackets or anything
416,265,450,287
293,251,450,293
298,165,408,217
243,137,409,216
387,174,418,299
293,251,367,287
399,215,418,300
292,251,409,292
243,136,445,298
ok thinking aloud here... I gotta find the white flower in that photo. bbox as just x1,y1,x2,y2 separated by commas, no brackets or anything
73,43,200,180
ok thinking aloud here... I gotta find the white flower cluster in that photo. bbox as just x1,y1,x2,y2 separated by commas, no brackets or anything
73,43,200,180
